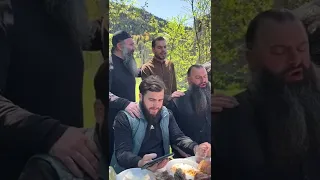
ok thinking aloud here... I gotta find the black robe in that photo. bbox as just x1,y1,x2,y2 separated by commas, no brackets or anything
107,54,136,164
0,1,107,179
212,90,320,180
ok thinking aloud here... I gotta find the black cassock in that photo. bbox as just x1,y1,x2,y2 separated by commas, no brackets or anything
0,0,108,179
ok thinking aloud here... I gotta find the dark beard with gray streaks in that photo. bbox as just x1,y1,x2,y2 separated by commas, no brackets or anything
249,64,320,168
189,83,211,115
45,0,90,46
121,42,138,76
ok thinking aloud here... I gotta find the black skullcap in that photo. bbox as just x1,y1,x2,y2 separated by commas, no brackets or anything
112,30,132,47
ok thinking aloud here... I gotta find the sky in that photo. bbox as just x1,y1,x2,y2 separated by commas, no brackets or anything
135,0,194,27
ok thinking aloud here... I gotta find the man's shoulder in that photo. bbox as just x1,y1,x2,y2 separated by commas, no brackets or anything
214,89,255,128
141,59,154,69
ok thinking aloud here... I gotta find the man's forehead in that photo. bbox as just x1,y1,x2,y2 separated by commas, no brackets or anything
255,19,307,46
124,38,134,44
155,40,166,46
191,67,206,76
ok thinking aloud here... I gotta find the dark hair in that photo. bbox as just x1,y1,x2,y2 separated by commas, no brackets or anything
139,75,166,95
246,9,297,50
187,64,205,77
94,61,109,106
152,36,165,48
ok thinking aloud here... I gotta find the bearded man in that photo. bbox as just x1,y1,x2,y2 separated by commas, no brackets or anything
212,9,320,180
110,75,210,173
141,37,185,104
0,0,107,179
167,65,211,158
108,30,141,165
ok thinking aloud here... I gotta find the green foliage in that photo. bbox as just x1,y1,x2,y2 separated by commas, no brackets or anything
109,0,211,90
213,0,314,94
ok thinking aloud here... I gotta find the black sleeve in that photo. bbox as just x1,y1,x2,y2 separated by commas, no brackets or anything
109,92,130,110
168,111,198,155
0,95,68,154
18,158,59,180
114,111,142,168
0,17,12,92
109,69,131,110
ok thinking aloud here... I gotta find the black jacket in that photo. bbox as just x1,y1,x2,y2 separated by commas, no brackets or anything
167,90,211,157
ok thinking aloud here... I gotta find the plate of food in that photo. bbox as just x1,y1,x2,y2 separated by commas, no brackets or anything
116,168,156,180
165,159,200,180
161,158,211,180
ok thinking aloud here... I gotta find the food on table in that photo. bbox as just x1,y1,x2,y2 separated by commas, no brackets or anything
171,163,199,177
155,171,174,180
194,172,211,180
124,171,151,180
198,160,211,175
174,168,187,180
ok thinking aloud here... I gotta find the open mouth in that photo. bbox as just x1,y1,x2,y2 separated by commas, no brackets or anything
200,83,207,87
286,68,303,81
288,68,302,77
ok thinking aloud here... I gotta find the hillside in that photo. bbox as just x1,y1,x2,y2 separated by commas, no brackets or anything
110,2,168,35
109,2,193,35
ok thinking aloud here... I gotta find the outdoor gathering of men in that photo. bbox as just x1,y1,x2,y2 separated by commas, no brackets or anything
108,30,212,177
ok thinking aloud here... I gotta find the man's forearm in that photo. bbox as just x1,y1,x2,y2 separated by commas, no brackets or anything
109,92,130,110
116,151,142,168
175,136,198,155
0,95,68,154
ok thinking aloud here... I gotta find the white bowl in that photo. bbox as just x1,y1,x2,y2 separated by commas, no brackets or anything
165,158,199,180
116,168,156,180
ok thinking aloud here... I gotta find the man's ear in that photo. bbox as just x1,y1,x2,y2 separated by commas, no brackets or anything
187,76,192,85
94,99,105,124
139,93,142,102
117,42,122,51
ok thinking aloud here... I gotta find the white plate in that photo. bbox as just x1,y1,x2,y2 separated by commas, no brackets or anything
116,168,156,180
185,156,196,162
165,158,199,180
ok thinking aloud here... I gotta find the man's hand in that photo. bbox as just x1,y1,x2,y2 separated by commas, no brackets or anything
194,142,211,163
137,153,169,172
212,94,239,112
125,102,140,118
49,127,100,180
171,91,185,99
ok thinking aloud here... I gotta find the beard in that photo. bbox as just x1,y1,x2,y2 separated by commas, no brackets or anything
155,53,166,61
45,0,90,46
140,99,162,126
249,64,320,167
189,83,211,115
121,43,138,76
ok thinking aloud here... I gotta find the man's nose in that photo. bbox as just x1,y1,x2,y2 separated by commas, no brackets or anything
288,48,301,67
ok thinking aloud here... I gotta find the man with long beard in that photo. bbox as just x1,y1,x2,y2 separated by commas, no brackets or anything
0,0,107,179
108,30,140,165
167,65,211,158
110,75,210,173
212,9,320,180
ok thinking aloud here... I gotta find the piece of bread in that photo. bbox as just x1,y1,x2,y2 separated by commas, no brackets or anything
198,160,211,175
